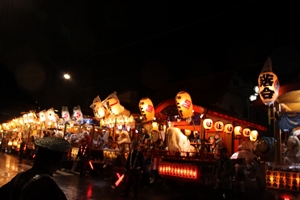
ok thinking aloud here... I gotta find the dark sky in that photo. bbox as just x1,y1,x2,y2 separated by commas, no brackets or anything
1,0,300,119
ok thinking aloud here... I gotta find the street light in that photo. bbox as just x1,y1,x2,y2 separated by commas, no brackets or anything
64,74,71,79
249,94,257,101
249,85,259,101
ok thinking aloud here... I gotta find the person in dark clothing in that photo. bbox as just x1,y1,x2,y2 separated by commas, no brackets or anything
141,154,152,188
18,138,26,161
139,128,150,144
212,147,234,200
0,137,70,200
120,140,144,199
76,138,91,178
111,147,127,189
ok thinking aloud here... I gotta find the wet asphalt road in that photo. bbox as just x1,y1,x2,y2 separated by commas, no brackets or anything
0,152,213,200
0,152,286,200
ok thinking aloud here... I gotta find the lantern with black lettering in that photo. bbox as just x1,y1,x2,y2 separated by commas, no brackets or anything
203,118,213,130
243,128,251,138
224,124,233,134
214,121,224,132
258,71,280,106
250,130,258,141
234,126,242,139
175,91,193,119
139,97,155,122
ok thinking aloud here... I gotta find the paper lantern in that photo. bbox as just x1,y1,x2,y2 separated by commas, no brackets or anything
234,126,242,138
243,128,251,137
250,130,258,141
224,124,233,134
184,129,191,136
258,71,280,106
203,118,213,130
90,96,108,119
214,121,224,132
46,108,57,122
106,97,122,115
175,91,193,119
152,122,159,131
139,97,155,122
61,106,71,122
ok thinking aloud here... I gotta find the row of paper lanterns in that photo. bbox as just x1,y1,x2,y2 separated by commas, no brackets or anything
139,91,193,123
203,118,258,141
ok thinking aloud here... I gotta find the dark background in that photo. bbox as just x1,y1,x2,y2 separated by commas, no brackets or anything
1,0,300,121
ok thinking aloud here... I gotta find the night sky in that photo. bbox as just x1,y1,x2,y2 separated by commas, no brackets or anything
1,1,300,121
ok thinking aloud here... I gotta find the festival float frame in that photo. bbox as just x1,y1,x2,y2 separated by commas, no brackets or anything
89,93,139,174
153,96,267,184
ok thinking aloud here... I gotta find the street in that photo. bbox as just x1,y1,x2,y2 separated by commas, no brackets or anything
0,152,214,200
0,152,288,200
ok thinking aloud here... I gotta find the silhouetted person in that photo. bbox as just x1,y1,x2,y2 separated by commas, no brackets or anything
120,140,144,199
76,138,90,178
18,138,26,161
212,147,234,200
0,137,70,200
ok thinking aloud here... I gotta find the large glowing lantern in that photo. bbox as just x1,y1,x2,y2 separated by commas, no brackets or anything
258,71,280,106
184,129,191,136
139,97,155,122
243,128,251,137
214,121,224,132
152,122,159,131
234,126,242,138
175,91,193,119
224,124,233,134
61,106,71,122
250,130,258,141
203,118,213,130
90,96,107,119
105,97,122,115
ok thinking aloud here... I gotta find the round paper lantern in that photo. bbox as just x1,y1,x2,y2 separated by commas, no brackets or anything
105,97,122,115
258,71,280,106
96,106,107,119
203,118,213,130
234,126,242,138
139,97,155,122
214,121,224,132
152,122,159,131
224,124,233,133
175,91,193,119
243,128,251,137
184,129,191,136
250,130,258,141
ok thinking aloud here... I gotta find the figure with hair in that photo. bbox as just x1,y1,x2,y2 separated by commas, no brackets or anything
166,127,190,155
120,140,144,199
0,137,70,200
283,135,300,164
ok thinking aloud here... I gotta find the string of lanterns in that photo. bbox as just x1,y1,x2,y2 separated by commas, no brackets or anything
203,118,258,141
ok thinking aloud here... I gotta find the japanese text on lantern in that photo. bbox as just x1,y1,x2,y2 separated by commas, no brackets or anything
146,105,153,113
259,73,278,100
181,100,191,109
